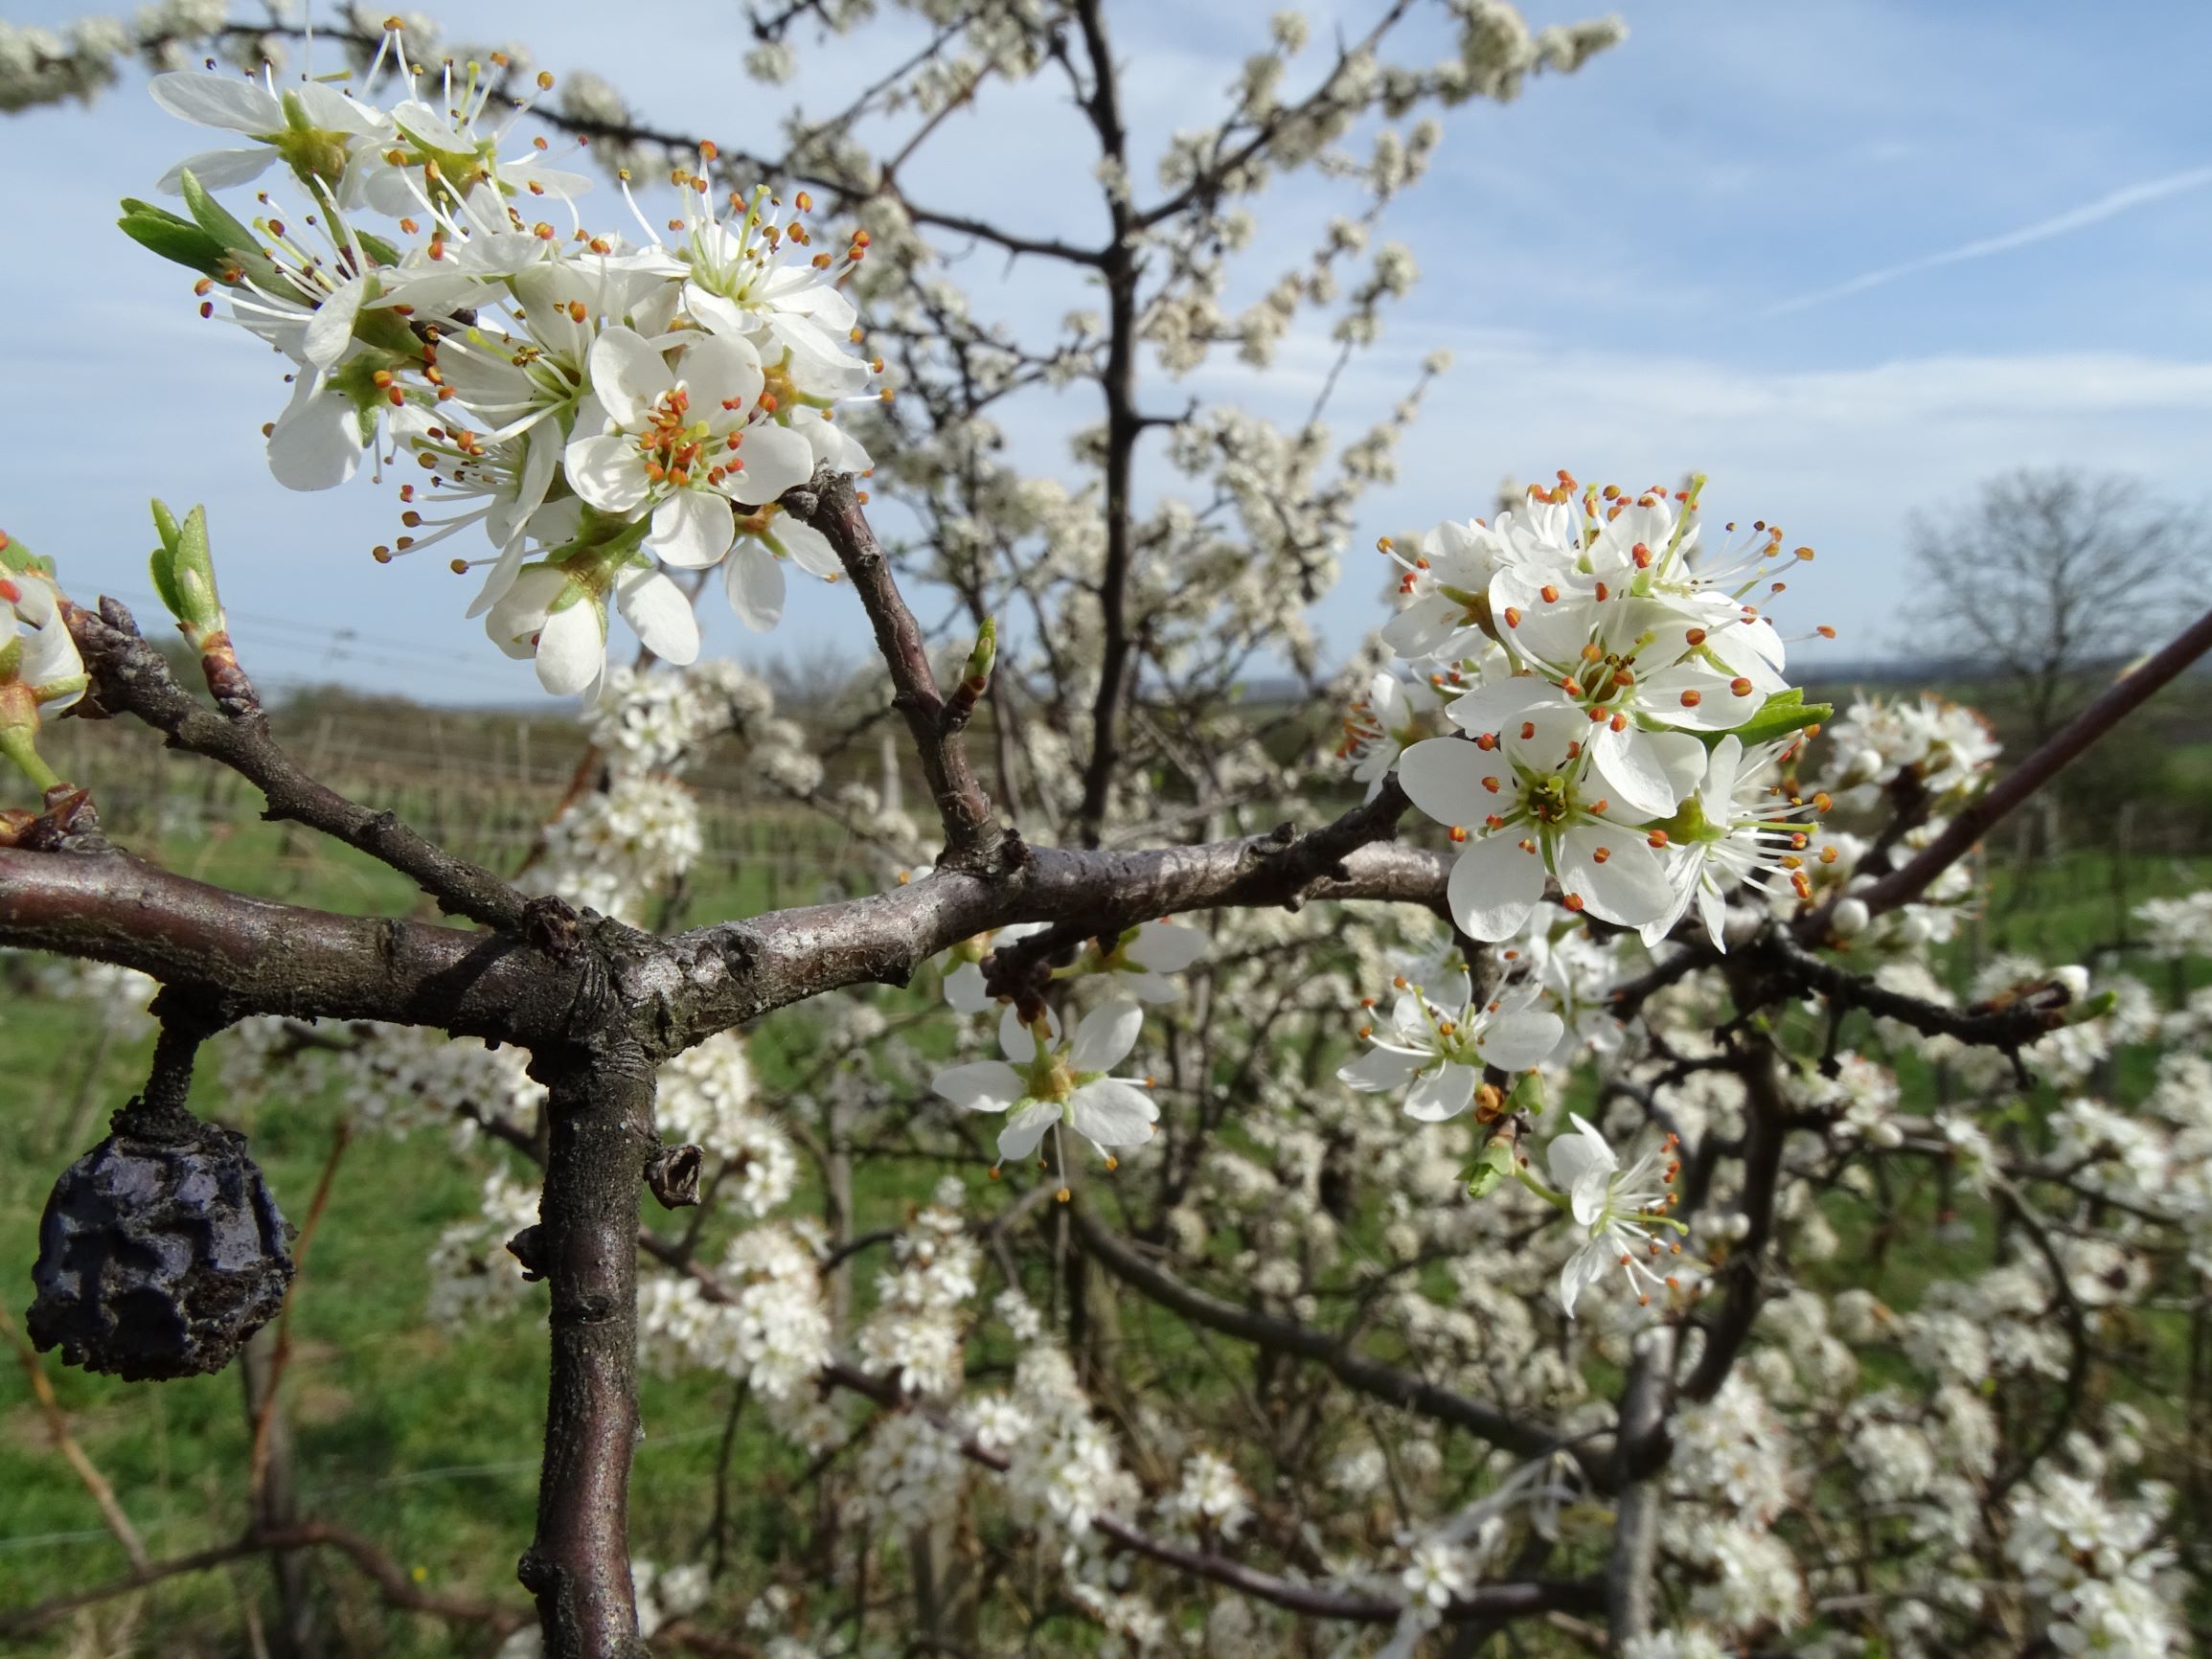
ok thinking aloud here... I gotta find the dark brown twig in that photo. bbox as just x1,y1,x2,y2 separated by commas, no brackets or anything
249,1117,353,1503
64,598,534,931
0,1521,526,1641
1836,607,2212,925
779,468,1019,875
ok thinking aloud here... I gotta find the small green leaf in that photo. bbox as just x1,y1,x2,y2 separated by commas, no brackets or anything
177,167,262,257
964,616,997,685
1731,694,1832,748
1689,690,1833,750
117,200,231,277
147,500,224,643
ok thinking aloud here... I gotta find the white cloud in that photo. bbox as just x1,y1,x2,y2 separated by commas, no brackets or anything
1764,164,2212,317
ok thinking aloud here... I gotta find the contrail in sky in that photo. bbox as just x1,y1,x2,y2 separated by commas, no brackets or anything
1764,163,2212,317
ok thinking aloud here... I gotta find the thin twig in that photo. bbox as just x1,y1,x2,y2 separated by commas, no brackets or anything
1836,607,2212,925
0,1302,150,1572
249,1117,353,1505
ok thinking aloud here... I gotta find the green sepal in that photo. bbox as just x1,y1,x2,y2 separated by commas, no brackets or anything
0,531,57,581
1464,1136,1516,1199
353,228,402,268
2064,989,2119,1027
350,294,426,361
272,91,355,192
1505,1069,1547,1118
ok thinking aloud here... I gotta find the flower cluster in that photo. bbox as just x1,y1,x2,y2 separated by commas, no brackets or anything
1367,475,1832,949
132,43,879,697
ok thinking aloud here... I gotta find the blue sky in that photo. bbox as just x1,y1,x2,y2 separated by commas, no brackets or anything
3,0,2208,702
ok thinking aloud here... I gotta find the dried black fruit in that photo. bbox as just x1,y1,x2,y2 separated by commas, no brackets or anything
26,1100,293,1381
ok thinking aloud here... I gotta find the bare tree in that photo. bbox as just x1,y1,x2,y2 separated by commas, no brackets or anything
1910,466,2203,742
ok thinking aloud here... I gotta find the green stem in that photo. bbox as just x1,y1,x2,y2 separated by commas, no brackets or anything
1513,1165,1570,1213
0,726,62,794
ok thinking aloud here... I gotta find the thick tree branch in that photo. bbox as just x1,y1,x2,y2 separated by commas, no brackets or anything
987,780,1416,995
674,834,1447,1045
64,599,534,931
0,848,581,1042
0,787,1435,1055
517,1047,659,1659
1604,1327,1676,1646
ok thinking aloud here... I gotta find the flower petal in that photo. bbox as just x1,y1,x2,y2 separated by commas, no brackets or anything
302,277,368,371
677,332,764,413
157,146,274,193
723,541,786,631
649,489,736,570
1589,723,1684,821
1126,920,1206,973
945,961,992,1014
150,72,284,134
466,535,529,621
996,1101,1060,1163
614,567,700,665
564,433,650,514
1404,1064,1477,1122
1397,736,1493,830
1067,1079,1159,1148
932,1060,1027,1113
727,422,816,504
1547,1114,1615,1194
1447,832,1546,943
1558,1239,1606,1317
1336,1046,1421,1092
265,377,363,491
774,515,843,580
1069,1001,1144,1073
999,1002,1058,1062
1556,826,1672,929
1443,676,1549,741
534,594,605,695
1475,1009,1565,1073
586,325,673,430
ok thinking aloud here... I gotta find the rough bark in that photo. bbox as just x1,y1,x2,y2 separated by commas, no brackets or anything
516,1046,659,1659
